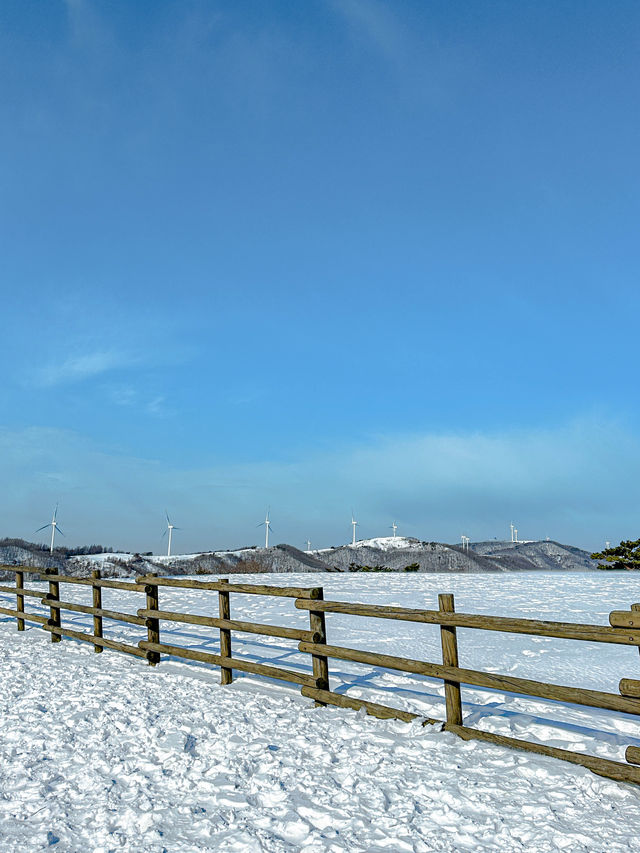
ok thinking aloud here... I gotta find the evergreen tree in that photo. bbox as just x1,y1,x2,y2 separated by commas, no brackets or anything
591,539,640,570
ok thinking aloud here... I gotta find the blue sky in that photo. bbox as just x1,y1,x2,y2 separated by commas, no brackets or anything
1,0,638,553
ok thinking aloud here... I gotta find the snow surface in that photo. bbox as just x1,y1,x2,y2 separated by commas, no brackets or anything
1,571,640,850
314,537,421,553
68,553,136,564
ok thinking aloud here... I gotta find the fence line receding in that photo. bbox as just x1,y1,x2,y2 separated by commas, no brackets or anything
0,564,639,786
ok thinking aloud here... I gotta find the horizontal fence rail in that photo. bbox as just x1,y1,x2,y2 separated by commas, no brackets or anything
298,641,640,715
49,598,147,627
0,567,639,786
136,576,323,599
294,599,640,646
138,640,320,686
137,608,318,643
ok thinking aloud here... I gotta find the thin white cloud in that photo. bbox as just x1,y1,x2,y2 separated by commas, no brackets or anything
32,351,139,388
0,417,637,553
331,0,406,63
146,395,167,417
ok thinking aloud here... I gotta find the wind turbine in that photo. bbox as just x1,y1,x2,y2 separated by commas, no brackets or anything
351,512,358,546
390,521,398,538
163,511,181,557
258,509,272,548
510,522,515,543
35,505,64,554
305,539,311,552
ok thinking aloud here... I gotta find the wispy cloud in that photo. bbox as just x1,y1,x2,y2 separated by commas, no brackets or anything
104,386,169,418
146,395,167,417
0,417,637,553
329,0,475,106
32,350,140,388
331,0,407,63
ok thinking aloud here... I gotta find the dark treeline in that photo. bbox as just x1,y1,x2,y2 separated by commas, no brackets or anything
0,538,115,557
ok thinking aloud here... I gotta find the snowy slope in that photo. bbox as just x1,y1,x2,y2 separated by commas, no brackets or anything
315,536,422,552
3,537,597,580
1,632,639,852
3,628,640,852
0,573,640,853
1,572,640,850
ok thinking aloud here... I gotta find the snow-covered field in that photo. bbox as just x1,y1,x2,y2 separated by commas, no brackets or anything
1,572,640,851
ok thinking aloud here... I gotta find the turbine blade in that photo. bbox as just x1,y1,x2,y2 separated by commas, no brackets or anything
35,524,51,533
56,527,65,537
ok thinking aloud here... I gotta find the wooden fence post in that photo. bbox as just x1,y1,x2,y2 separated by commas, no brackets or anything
308,588,330,703
46,568,61,643
439,593,463,726
92,569,103,653
145,574,161,665
218,578,233,685
15,570,24,632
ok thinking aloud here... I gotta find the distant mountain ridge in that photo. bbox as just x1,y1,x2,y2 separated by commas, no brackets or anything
0,536,596,579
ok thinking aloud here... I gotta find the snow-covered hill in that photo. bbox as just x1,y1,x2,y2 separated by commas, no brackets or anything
1,538,597,578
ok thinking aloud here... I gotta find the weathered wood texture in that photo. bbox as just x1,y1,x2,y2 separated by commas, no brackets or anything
626,746,640,766
15,571,24,631
445,723,640,786
610,611,640,628
137,576,322,598
137,608,315,642
0,565,44,574
619,679,640,698
91,570,103,653
218,579,233,685
43,575,146,592
46,569,61,643
145,574,160,665
295,599,640,645
298,641,640,716
301,686,441,725
0,606,49,625
0,584,45,599
138,640,318,687
307,589,329,701
44,598,146,626
439,594,462,725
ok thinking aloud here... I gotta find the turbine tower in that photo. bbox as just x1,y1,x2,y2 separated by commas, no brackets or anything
510,522,515,543
351,512,358,546
305,539,311,552
35,505,64,554
390,521,398,538
258,510,272,548
163,511,181,557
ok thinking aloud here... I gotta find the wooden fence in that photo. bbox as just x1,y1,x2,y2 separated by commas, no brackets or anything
1,566,639,786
